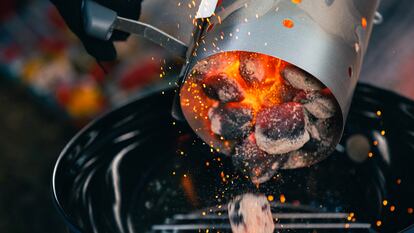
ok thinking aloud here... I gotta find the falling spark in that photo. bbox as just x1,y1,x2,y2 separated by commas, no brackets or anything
361,17,367,29
282,18,294,28
280,194,286,203
267,195,274,201
376,220,382,227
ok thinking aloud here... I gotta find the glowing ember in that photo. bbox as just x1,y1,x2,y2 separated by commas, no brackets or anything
203,73,245,103
180,51,341,183
361,17,368,29
282,19,294,28
279,194,286,203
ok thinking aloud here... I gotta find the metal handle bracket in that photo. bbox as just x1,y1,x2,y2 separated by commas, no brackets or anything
82,0,188,58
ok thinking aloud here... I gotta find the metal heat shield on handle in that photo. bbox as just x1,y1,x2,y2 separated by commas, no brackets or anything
82,0,188,59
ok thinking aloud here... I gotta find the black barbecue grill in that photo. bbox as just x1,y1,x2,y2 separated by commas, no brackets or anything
52,82,414,233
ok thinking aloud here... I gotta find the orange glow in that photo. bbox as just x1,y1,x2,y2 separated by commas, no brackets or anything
283,19,294,28
291,0,302,4
267,195,274,202
382,200,388,206
181,175,199,206
408,208,413,214
390,205,395,212
180,51,289,154
220,171,227,182
280,194,286,203
376,220,382,227
376,110,382,116
361,17,367,29
347,212,355,221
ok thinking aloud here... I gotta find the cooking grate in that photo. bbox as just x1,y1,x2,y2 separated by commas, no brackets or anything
152,203,373,232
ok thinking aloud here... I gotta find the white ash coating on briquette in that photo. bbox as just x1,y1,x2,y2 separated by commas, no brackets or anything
202,73,246,103
281,116,340,169
228,193,275,233
239,53,267,85
303,92,336,119
255,102,310,154
208,104,254,140
282,66,324,91
191,59,215,81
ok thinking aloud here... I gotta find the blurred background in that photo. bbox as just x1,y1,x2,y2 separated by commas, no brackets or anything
0,0,413,232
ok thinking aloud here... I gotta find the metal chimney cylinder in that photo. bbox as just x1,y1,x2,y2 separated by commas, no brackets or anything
179,0,380,168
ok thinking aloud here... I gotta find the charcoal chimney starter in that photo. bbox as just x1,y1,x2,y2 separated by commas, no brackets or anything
179,0,380,169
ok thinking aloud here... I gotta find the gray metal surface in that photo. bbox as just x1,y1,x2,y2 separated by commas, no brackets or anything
83,0,117,40
138,0,414,101
184,0,380,122
113,17,188,59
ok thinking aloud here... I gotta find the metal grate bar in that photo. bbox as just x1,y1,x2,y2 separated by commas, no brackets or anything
152,223,371,231
173,212,349,220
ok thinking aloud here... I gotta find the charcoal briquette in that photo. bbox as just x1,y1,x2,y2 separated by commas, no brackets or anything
191,59,215,81
282,66,323,91
239,53,267,85
255,102,310,154
203,73,245,103
303,92,336,119
280,83,301,102
233,135,282,184
228,193,275,233
209,103,254,139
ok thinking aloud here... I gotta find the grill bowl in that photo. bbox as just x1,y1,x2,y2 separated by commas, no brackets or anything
52,83,414,233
